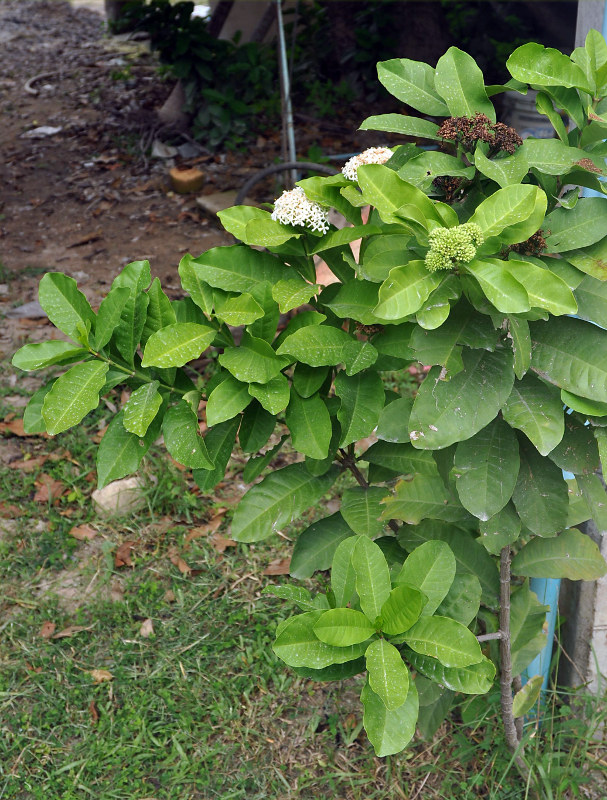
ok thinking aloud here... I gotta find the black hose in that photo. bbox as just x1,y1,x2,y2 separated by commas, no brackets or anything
234,161,339,206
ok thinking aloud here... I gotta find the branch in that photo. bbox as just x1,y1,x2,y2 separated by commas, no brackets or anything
338,449,400,535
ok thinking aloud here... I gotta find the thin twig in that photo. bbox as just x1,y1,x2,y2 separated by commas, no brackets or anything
477,632,502,642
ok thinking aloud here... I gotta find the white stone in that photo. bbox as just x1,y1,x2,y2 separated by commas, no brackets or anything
92,477,145,517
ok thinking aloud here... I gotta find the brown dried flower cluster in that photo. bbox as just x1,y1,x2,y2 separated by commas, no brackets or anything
432,175,467,203
505,231,547,257
437,113,523,154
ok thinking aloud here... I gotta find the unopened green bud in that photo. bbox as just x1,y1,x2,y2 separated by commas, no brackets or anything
425,222,484,272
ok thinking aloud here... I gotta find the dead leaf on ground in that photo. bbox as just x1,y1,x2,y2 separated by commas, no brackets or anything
110,582,125,603
33,474,67,503
168,547,192,576
163,589,176,603
68,523,97,541
39,621,56,639
9,455,48,472
89,700,100,725
263,557,291,576
88,668,113,683
209,533,236,553
184,510,226,544
0,502,20,518
52,624,94,639
114,540,136,568
0,418,41,437
67,229,103,248
93,426,107,444
139,618,154,638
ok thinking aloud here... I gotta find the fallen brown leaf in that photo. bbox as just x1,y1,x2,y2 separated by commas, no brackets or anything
184,511,226,544
68,524,97,541
9,455,48,472
263,557,291,576
0,418,40,437
93,426,107,444
114,540,136,568
39,621,56,639
33,474,67,503
0,502,20,518
52,624,94,639
67,229,103,248
139,618,154,638
168,547,192,575
89,700,100,725
110,582,125,603
209,533,236,554
163,589,176,603
88,668,113,683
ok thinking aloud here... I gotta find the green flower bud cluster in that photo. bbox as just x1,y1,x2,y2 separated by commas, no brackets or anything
425,222,484,272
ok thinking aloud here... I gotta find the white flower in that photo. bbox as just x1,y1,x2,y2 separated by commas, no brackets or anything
271,186,329,234
342,146,393,181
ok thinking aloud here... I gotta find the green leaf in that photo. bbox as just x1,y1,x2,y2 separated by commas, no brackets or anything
530,317,607,403
377,58,448,115
361,678,418,757
271,278,318,313
397,520,499,605
465,259,530,314
562,390,607,418
520,138,605,177
96,408,162,489
574,274,607,329
479,503,522,556
310,225,382,255
323,280,383,325
41,361,108,435
313,608,376,647
292,364,329,399
290,513,354,579
381,473,467,525
344,340,379,376
375,262,442,320
180,246,284,294
366,640,410,710
502,374,564,456
504,259,577,316
351,536,392,623
406,650,495,694
141,278,176,347
22,382,54,434
434,47,495,120
238,402,275,454
470,185,545,244
162,400,214,470
244,218,301,248
109,261,151,365
512,438,568,536
123,381,163,437
564,238,607,281
435,573,482,627
334,370,385,447
403,616,483,668
453,419,520,521
297,174,362,225
276,324,351,367
141,322,215,369
510,580,549,675
248,373,290,415
93,287,131,350
172,297,207,324
507,316,531,380
242,434,288,484
398,152,474,190
285,389,332,460
231,463,338,542
38,272,95,345
331,536,358,607
217,205,272,242
395,541,456,616
273,611,368,669
262,584,317,612
507,43,592,92
512,529,607,580
409,348,515,450
357,164,443,227
364,441,438,476
416,687,454,740
193,417,240,491
213,292,264,326
545,199,607,252
12,341,88,372
206,374,252,426
291,658,366,682
359,114,441,142
340,487,387,537
416,275,461,330
473,147,529,188
577,473,607,535
219,332,288,384
548,417,599,476
178,253,213,314
379,584,426,635
513,675,543,718
376,397,413,443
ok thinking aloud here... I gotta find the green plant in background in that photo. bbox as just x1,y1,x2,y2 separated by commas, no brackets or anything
11,31,607,784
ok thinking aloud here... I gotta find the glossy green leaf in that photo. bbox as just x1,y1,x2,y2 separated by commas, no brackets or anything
141,278,176,347
276,324,351,367
377,58,448,115
193,417,240,491
376,397,413,443
512,529,607,580
479,502,522,556
363,441,437,476
323,280,383,325
340,487,387,537
574,274,607,329
248,373,290,415
504,259,577,316
465,259,530,314
244,218,301,248
548,417,599,476
262,584,317,612
123,381,163,437
22,383,54,434
38,272,95,345
334,370,384,447
361,678,418,757
562,390,607,417
213,292,264,326
310,225,382,255
381,473,466,525
454,419,520,521
12,341,88,372
406,650,495,694
564,238,607,281
507,316,531,380
512,438,568,536
366,640,410,710
510,580,550,675
273,611,368,669
409,348,515,450
513,675,543,718
375,262,442,320
435,47,495,119
395,541,456,616
473,147,529,188
331,536,358,607
379,584,426,635
343,340,379,376
93,286,131,350
507,42,592,92
231,463,338,542
96,408,162,489
545,199,607,252
313,608,376,647
206,374,252,426
469,184,544,243
42,361,108,435
180,246,284,294
351,536,392,623
177,253,214,315
141,322,215,369
357,164,443,226
403,616,483,668
502,374,564,456
416,275,461,330
398,152,474,190
285,389,332,460
521,138,605,177
242,434,288,484
435,573,482,627
359,114,441,142
577,473,607,535
290,513,354,579
216,205,273,242
416,687,454,740
219,332,288,384
272,278,318,313
291,658,366,682
162,400,213,470
109,261,151,365
292,364,329,399
238,401,275,454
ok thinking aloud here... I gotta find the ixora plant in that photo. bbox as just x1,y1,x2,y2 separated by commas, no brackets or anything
12,34,607,768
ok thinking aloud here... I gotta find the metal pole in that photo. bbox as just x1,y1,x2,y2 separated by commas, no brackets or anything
276,0,297,188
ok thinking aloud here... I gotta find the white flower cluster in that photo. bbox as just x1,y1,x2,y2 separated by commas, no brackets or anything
271,186,329,234
342,146,393,181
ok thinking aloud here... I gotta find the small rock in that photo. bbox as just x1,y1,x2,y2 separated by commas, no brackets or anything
152,139,178,159
92,477,146,517
22,126,62,139
5,301,47,319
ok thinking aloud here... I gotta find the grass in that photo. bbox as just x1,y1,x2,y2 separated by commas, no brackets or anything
1,360,607,799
